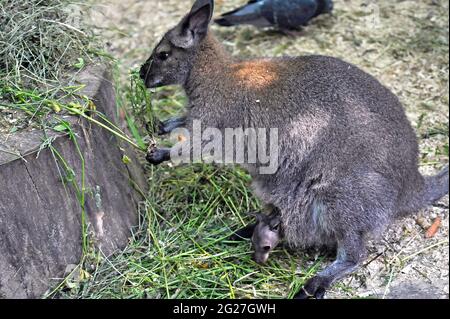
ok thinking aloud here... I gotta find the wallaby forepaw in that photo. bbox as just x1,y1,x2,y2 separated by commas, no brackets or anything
146,149,166,165
157,120,169,136
146,141,169,165
293,276,329,299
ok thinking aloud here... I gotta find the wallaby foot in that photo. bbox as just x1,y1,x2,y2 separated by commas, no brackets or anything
146,146,171,165
229,223,257,241
294,234,365,299
158,116,186,135
294,275,330,299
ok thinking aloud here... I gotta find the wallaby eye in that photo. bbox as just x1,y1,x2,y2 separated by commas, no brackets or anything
263,246,271,252
157,51,170,61
271,223,280,231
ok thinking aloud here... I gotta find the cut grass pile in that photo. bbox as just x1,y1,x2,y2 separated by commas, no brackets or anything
55,161,327,299
0,0,144,173
0,0,99,135
50,0,449,299
0,0,90,85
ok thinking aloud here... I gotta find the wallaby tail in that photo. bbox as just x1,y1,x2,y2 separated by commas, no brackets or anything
423,165,449,205
399,165,449,216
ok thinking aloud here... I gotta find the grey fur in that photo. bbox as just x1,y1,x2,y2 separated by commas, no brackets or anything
140,0,449,299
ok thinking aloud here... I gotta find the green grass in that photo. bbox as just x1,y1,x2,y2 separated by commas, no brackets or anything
55,161,326,299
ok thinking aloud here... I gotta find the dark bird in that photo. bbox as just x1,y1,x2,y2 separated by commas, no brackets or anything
214,0,333,31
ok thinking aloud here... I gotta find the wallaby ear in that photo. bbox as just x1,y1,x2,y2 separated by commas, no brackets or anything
268,211,281,230
190,0,214,22
171,0,214,49
269,217,281,231
248,211,263,222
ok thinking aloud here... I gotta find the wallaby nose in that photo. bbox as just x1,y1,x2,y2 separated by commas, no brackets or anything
254,252,269,265
139,64,148,82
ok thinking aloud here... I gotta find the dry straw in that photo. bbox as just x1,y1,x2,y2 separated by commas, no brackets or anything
0,0,92,87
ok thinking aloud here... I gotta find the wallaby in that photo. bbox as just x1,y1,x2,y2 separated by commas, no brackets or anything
139,0,449,299
251,208,283,265
228,205,283,264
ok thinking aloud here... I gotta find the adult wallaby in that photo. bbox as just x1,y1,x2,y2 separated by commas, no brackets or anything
139,0,449,299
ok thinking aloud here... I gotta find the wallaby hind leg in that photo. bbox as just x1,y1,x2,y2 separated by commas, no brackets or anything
294,233,366,299
294,169,395,298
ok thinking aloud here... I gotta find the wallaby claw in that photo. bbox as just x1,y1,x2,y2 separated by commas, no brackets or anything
294,276,329,299
294,287,325,300
157,117,187,136
294,288,314,299
157,120,169,136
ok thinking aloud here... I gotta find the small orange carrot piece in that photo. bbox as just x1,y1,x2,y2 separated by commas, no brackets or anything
425,217,442,238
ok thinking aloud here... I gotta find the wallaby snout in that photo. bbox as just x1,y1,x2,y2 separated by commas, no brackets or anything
139,43,182,89
253,241,275,265
251,211,282,265
139,60,155,87
253,251,270,265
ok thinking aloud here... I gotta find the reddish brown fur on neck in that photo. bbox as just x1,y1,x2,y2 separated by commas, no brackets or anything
231,60,279,89
191,33,278,90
